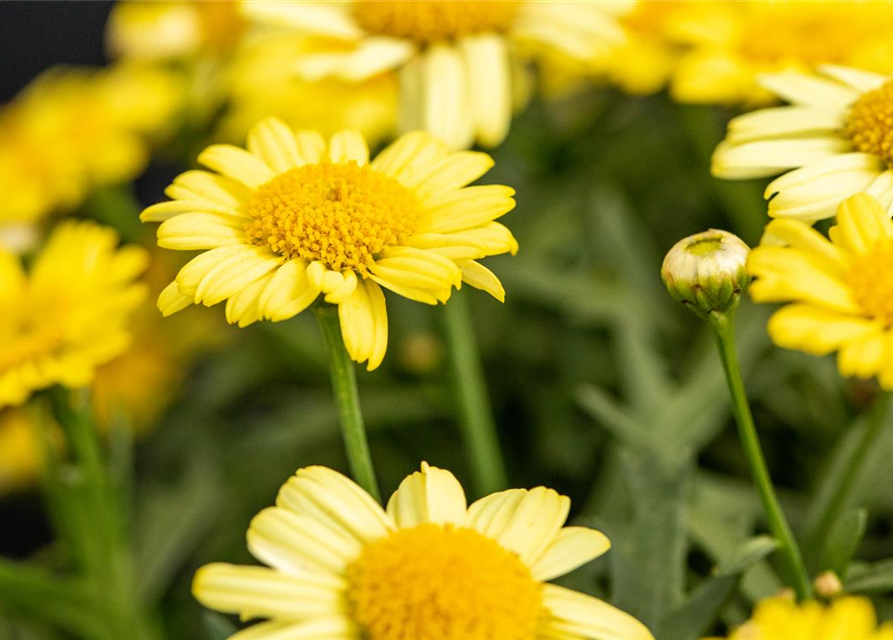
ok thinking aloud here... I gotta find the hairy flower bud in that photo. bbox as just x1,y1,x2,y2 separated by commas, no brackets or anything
661,229,750,318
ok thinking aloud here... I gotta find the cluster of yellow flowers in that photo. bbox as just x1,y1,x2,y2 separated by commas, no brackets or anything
6,1,893,639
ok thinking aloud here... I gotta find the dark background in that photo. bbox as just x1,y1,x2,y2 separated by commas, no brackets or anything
0,1,113,102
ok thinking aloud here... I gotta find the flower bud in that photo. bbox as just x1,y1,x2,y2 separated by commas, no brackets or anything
814,571,843,598
661,229,750,318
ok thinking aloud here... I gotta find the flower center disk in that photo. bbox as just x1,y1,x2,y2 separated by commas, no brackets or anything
347,523,542,640
353,0,519,42
244,162,419,274
845,79,893,166
849,240,893,326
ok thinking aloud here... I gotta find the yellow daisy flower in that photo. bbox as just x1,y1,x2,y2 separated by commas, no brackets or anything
706,594,893,640
194,462,654,640
0,222,148,408
671,0,893,106
141,118,517,370
218,32,398,146
241,0,630,149
747,193,893,389
711,64,893,222
0,409,44,495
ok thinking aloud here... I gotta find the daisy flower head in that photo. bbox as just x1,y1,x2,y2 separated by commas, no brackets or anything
193,462,654,640
241,0,631,150
0,221,148,408
713,65,893,222
747,193,893,390
141,118,518,370
670,0,893,107
706,594,893,640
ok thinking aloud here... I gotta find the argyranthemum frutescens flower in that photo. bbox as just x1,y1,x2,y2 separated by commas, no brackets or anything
713,65,893,222
141,118,517,370
194,463,654,640
671,1,893,106
242,1,630,149
747,193,893,390
704,594,893,640
0,222,148,408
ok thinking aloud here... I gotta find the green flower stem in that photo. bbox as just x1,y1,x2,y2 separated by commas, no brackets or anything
314,305,381,503
443,289,508,495
809,393,891,558
708,310,812,600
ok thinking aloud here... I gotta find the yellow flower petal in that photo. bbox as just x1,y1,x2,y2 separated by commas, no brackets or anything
247,507,362,576
327,130,369,165
247,117,304,174
457,259,506,302
228,618,360,640
758,71,859,108
419,43,474,151
459,34,511,149
156,212,246,250
541,584,655,640
530,527,612,582
767,304,880,356
258,259,320,322
420,185,516,233
833,193,893,255
338,278,388,371
225,271,274,327
386,462,467,529
275,466,393,546
192,563,345,622
198,144,276,189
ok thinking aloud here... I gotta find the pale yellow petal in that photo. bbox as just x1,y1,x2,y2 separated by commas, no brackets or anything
247,507,362,576
765,153,884,195
768,304,880,355
198,144,275,189
832,193,893,255
276,466,393,545
240,1,361,39
838,331,887,379
175,245,249,296
541,585,655,640
758,71,859,108
338,278,388,370
192,563,346,622
386,462,467,529
297,37,415,82
295,131,327,165
225,271,273,327
156,212,246,250
157,281,193,317
759,219,848,276
409,151,494,197
457,260,506,302
817,65,887,94
748,247,860,313
259,260,321,322
419,185,516,233
725,106,845,145
228,618,360,640
712,138,852,180
767,167,881,222
166,169,253,210
466,487,571,566
248,117,303,173
459,34,511,148
421,43,474,150
531,527,612,582
370,130,451,183
328,130,369,165
195,250,283,307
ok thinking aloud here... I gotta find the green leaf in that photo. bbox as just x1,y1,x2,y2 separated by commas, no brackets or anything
203,611,238,640
845,558,893,594
658,536,779,640
715,536,779,577
821,508,867,578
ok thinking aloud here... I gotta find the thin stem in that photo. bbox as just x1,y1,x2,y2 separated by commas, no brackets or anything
809,393,891,559
708,310,812,600
314,305,381,502
443,289,508,495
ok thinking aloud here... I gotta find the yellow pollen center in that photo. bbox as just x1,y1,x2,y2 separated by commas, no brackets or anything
347,523,542,640
353,1,519,42
845,79,893,166
849,239,893,326
244,162,420,273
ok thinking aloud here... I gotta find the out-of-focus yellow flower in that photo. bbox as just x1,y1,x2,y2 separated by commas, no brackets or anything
0,222,148,408
747,193,893,390
106,0,246,60
242,0,630,149
670,0,893,106
0,409,44,495
193,462,654,640
218,32,398,146
713,66,893,222
141,119,517,370
0,64,184,247
705,594,893,640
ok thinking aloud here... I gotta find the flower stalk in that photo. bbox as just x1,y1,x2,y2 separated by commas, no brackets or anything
314,305,381,503
443,289,508,495
709,309,812,600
